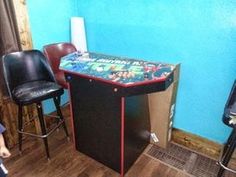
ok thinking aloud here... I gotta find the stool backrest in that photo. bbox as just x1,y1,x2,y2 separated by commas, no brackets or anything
43,42,77,74
225,81,236,108
223,80,236,127
2,50,55,99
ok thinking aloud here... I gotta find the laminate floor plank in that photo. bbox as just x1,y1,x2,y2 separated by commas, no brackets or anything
4,126,191,177
4,106,235,177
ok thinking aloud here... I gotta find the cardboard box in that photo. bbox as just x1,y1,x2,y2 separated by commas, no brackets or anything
148,64,180,148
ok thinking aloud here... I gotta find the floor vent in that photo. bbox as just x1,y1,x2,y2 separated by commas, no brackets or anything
146,143,234,177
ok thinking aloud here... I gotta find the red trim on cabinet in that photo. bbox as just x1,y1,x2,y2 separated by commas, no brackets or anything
61,69,166,88
121,97,125,177
68,83,76,150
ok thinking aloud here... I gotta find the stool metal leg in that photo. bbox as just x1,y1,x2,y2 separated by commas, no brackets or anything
36,103,50,159
218,129,236,177
222,129,235,156
18,105,23,154
57,96,61,106
53,97,69,138
55,96,61,128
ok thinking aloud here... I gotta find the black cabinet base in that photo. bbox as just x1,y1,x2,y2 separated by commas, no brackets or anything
68,75,150,175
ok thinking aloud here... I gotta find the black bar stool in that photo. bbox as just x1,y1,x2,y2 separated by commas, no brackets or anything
1,50,69,160
218,80,236,177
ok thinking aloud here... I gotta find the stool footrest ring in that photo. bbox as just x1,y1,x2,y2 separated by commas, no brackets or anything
18,119,65,138
218,160,236,174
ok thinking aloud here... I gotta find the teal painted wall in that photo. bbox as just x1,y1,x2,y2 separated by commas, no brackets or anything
76,0,236,143
27,0,78,49
27,0,78,113
26,0,236,143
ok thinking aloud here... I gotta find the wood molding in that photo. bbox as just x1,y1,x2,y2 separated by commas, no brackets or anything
172,128,222,159
12,0,33,50
1,1,37,149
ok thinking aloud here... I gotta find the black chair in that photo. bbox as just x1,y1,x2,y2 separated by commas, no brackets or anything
1,50,69,159
218,80,236,177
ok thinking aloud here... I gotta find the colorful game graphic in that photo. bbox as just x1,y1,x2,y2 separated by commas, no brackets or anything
60,52,175,85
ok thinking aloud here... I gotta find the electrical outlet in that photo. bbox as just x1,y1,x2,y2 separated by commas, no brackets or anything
151,133,159,143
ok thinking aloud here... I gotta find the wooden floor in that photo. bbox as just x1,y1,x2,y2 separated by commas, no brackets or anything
4,114,191,177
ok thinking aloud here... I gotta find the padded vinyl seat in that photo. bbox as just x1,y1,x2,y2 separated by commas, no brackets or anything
12,81,63,105
54,72,68,89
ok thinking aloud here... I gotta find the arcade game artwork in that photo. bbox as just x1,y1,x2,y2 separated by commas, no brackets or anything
60,52,175,85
